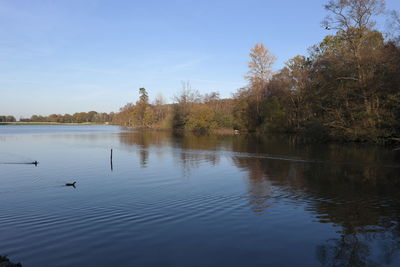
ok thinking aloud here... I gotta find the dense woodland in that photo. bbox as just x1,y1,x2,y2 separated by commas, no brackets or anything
12,0,400,143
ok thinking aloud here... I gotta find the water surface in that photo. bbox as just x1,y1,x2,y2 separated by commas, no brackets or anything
1,125,399,266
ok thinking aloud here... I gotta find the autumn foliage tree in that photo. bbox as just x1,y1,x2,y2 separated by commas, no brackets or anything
234,43,276,131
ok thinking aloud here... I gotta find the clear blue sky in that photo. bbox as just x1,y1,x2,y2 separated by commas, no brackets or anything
1,0,399,118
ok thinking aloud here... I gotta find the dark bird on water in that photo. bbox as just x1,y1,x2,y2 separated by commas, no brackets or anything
32,161,38,166
65,182,76,188
325,26,331,30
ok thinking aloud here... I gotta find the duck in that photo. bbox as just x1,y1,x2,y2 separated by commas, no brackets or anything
65,182,76,187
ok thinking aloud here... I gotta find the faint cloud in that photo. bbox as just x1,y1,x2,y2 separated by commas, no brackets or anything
159,56,211,73
65,66,119,75
190,78,244,87
0,78,41,84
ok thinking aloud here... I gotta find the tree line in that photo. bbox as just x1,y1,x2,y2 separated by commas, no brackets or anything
113,84,235,132
0,116,16,122
20,111,115,124
114,0,400,143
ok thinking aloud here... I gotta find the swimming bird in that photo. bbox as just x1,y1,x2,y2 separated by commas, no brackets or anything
65,182,76,188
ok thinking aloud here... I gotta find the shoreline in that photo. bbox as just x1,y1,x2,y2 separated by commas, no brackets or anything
0,122,111,126
1,123,399,148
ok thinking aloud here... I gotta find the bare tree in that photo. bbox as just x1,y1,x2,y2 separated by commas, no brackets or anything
392,10,400,29
203,91,220,103
323,0,385,31
154,93,165,106
322,0,386,107
153,93,166,122
388,10,400,42
174,81,202,104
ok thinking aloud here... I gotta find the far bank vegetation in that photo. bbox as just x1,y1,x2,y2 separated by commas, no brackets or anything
114,84,235,133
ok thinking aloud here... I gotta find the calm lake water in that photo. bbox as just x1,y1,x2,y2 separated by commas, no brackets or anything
1,125,400,267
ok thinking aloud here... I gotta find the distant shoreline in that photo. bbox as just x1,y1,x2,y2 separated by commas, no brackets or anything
0,122,112,126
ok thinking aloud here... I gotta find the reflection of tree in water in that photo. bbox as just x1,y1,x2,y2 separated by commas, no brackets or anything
119,131,160,167
175,133,224,177
177,151,218,178
118,131,400,265
230,135,400,266
318,233,373,267
236,157,400,265
314,192,400,267
232,156,274,213
118,131,231,171
317,227,400,267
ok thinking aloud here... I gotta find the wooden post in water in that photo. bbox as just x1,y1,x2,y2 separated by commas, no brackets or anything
110,148,113,171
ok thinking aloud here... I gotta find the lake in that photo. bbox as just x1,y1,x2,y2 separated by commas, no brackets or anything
0,125,399,266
